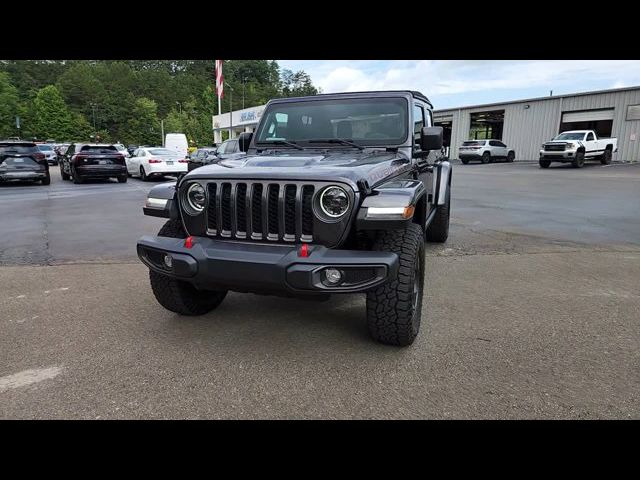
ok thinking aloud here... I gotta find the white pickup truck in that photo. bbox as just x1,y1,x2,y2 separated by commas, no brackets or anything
539,130,617,168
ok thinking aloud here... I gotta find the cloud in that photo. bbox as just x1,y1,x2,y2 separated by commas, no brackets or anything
279,60,640,108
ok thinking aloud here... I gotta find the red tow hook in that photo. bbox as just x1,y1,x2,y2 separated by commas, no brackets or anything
298,243,310,258
184,236,194,249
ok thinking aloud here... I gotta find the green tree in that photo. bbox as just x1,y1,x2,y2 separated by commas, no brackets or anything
33,85,75,140
123,97,160,145
0,72,20,137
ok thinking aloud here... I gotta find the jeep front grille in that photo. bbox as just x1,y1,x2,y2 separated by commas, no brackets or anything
205,181,315,243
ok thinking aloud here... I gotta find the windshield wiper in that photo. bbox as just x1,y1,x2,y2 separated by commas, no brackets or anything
307,138,364,150
256,140,305,150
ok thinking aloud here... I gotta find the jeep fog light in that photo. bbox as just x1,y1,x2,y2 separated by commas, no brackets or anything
324,268,343,285
163,254,173,269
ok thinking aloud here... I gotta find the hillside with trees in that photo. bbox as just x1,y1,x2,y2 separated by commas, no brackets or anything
0,60,319,145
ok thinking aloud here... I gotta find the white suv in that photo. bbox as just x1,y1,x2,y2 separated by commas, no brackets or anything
459,139,515,164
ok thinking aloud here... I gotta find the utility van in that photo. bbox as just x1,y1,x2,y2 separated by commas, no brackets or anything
164,133,188,159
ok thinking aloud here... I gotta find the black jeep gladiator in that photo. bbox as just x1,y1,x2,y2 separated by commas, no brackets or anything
137,91,452,346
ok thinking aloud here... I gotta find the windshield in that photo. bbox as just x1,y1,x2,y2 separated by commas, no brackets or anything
255,97,409,147
554,132,586,141
149,149,177,156
38,144,54,151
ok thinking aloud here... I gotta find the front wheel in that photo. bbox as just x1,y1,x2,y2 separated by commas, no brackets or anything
539,159,551,169
461,159,469,165
149,219,227,316
600,149,612,165
61,165,70,180
572,151,585,168
366,224,425,347
506,151,515,162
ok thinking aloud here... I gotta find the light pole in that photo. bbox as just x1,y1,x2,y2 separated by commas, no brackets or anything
242,77,247,110
90,103,97,132
228,85,234,139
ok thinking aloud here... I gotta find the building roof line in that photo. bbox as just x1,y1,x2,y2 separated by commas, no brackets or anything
433,85,640,115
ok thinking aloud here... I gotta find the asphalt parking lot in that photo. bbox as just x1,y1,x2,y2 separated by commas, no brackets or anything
1,161,639,419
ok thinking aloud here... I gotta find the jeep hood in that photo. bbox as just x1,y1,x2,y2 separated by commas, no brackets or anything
184,150,413,189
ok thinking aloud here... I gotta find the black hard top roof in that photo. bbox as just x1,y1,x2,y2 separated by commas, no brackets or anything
268,90,433,108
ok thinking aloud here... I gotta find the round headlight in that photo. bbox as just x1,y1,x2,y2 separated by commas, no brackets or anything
186,182,206,213
320,186,349,218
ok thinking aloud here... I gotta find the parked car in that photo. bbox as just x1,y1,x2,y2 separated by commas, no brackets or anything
0,140,50,185
187,147,219,172
113,143,131,158
59,143,128,184
164,133,189,158
137,90,452,347
126,147,188,181
539,130,618,168
37,143,59,166
458,139,515,164
127,145,139,156
214,138,248,162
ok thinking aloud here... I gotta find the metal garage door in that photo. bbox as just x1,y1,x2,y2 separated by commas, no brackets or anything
562,109,614,123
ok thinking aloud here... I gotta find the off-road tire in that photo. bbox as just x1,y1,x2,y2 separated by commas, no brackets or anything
539,159,551,168
600,149,612,165
572,150,585,168
425,186,450,243
482,152,491,164
149,219,227,315
366,223,425,347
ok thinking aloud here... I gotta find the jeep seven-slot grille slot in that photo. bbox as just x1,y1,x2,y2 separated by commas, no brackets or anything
206,181,315,243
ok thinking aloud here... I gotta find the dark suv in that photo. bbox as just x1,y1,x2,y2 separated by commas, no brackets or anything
0,140,50,185
60,143,128,184
137,91,452,346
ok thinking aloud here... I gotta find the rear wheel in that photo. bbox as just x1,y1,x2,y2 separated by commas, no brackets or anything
572,150,585,168
366,224,425,347
140,166,148,181
539,159,551,168
481,151,491,164
61,165,70,180
41,173,51,185
600,149,612,165
506,151,515,162
72,168,84,184
149,219,227,316
117,175,127,183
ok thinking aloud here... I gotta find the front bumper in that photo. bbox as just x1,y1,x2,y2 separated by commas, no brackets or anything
539,150,576,161
137,235,399,295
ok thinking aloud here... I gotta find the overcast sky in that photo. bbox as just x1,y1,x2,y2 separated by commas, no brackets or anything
277,60,640,110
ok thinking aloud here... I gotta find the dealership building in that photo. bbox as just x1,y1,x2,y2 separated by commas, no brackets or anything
212,86,640,161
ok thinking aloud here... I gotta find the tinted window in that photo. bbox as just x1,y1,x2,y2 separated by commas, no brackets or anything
80,145,118,154
228,141,239,153
586,132,594,141
255,97,409,146
0,143,38,154
497,141,506,147
555,132,586,141
462,141,485,146
38,144,54,151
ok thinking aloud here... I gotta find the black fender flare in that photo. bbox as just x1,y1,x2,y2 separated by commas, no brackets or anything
356,179,427,230
142,182,179,219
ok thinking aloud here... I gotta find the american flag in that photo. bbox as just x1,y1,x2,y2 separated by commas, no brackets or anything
215,60,224,99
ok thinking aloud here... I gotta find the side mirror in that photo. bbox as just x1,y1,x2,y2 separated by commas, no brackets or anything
238,132,253,153
420,126,443,152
